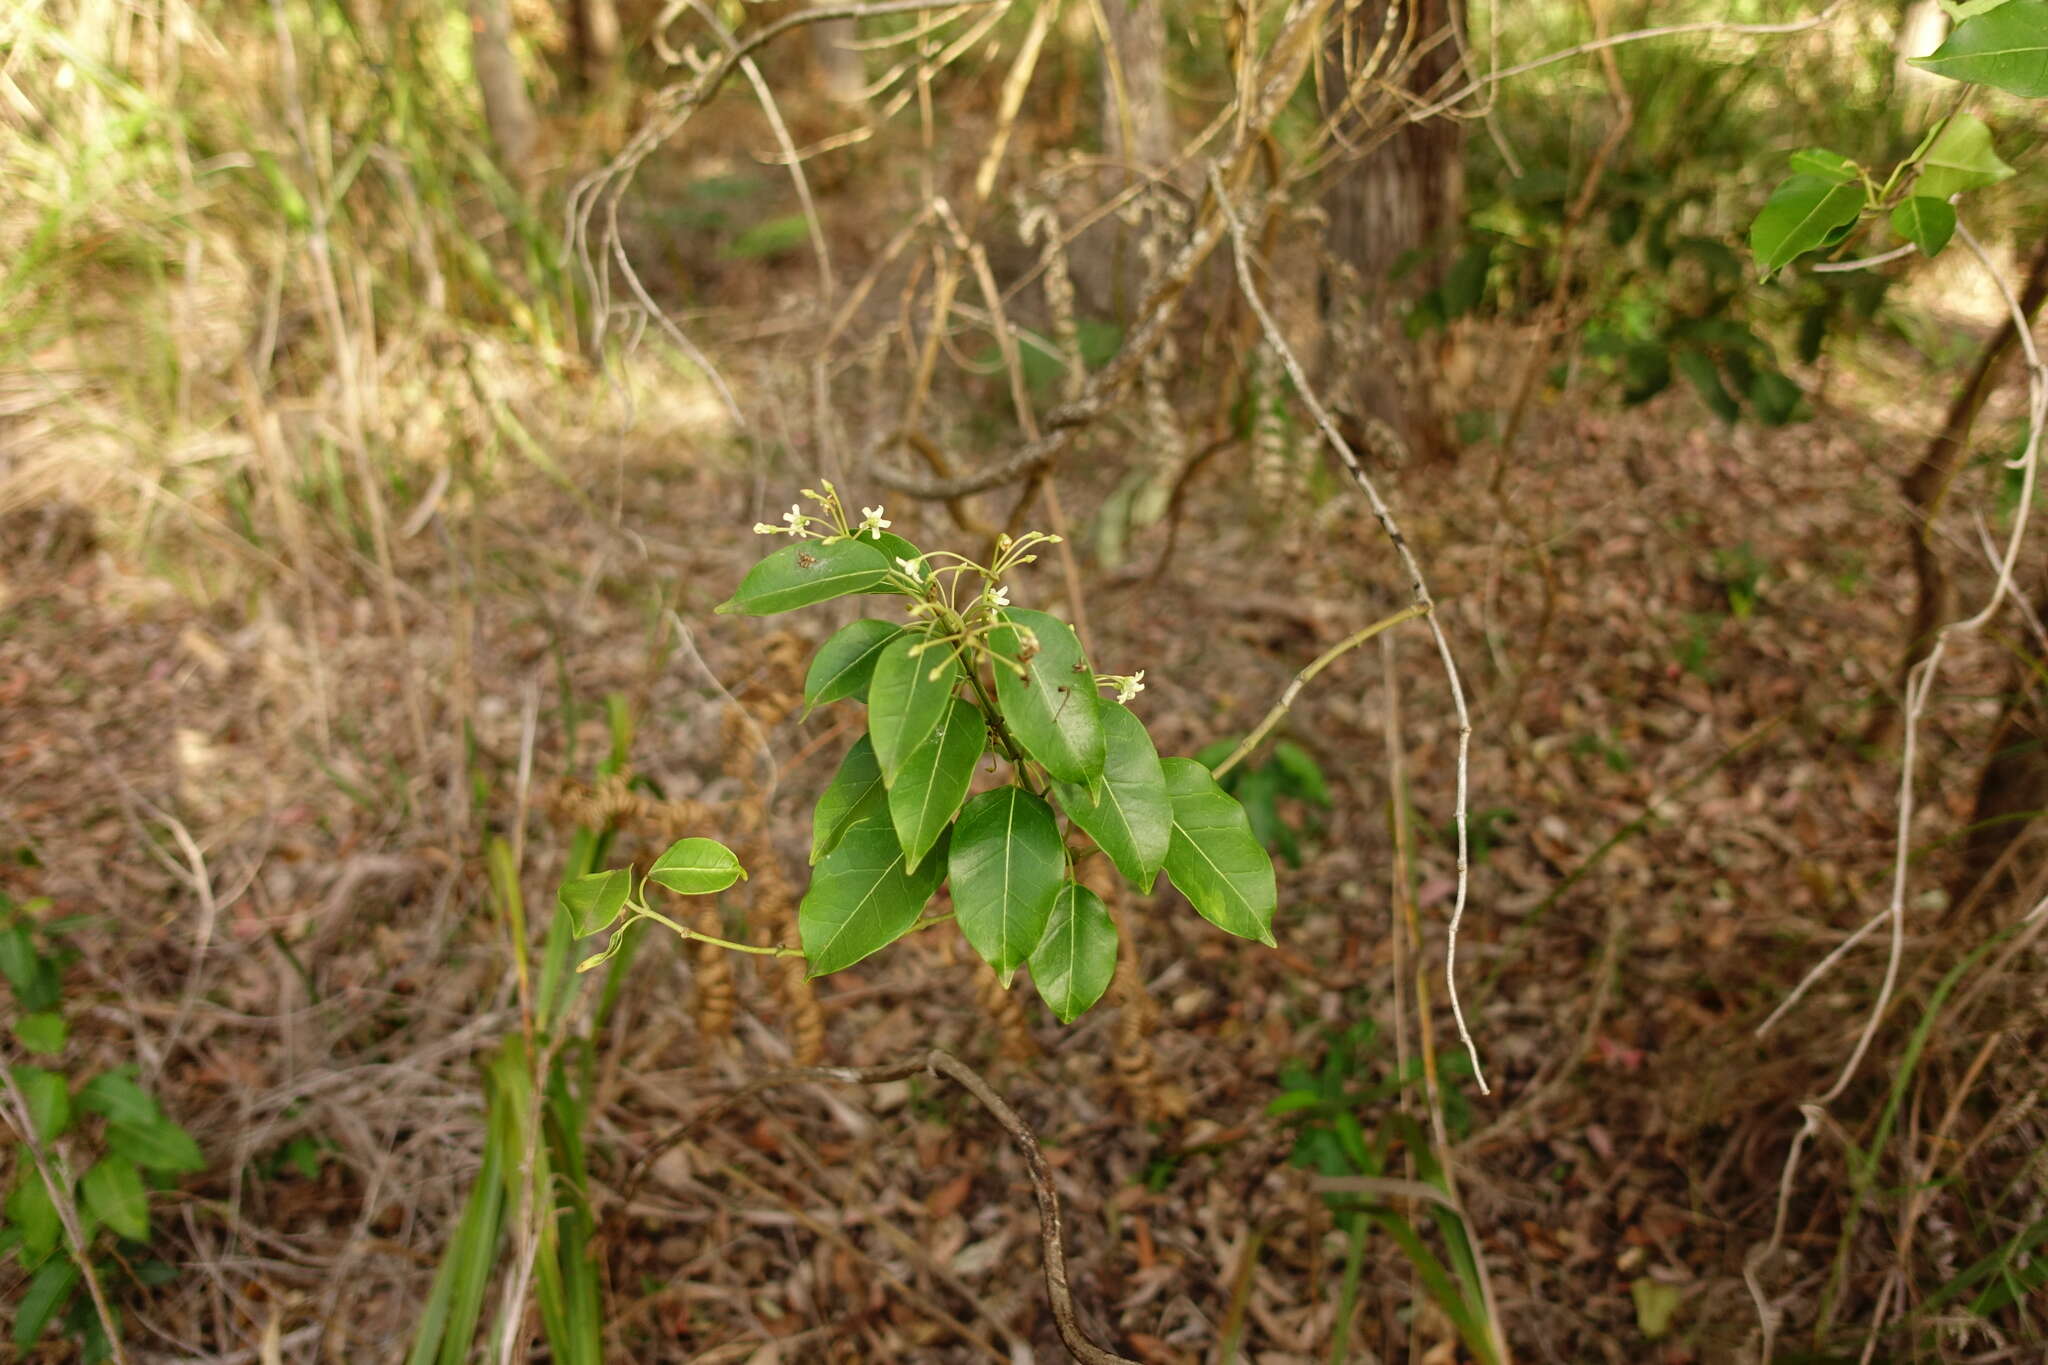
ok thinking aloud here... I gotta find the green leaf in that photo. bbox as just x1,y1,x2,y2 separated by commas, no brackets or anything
12,1011,65,1056
1940,1,2017,21
558,868,632,937
1028,882,1118,1024
1160,758,1278,945
1441,243,1491,317
949,786,1065,982
864,529,924,569
1631,1277,1684,1339
0,927,58,1013
1747,367,1805,427
799,812,945,976
990,608,1105,786
1916,113,2017,201
1913,2,2048,96
1892,196,1957,258
12,1067,70,1144
888,697,985,866
721,212,811,261
1674,349,1740,425
1787,147,1860,183
810,735,887,865
803,619,903,712
647,837,745,896
0,926,37,992
82,1156,149,1243
1051,703,1170,892
1748,174,1865,278
12,1254,79,1349
868,631,962,786
715,538,895,616
1272,741,1332,807
107,1119,206,1175
76,1070,158,1126
5,1160,61,1266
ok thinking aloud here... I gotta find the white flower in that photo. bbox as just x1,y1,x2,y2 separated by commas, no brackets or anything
752,522,780,535
782,503,805,531
988,585,1010,608
1114,670,1146,705
860,506,892,539
895,555,925,583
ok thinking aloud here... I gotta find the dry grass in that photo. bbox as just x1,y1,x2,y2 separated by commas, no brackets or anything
3,0,2047,1362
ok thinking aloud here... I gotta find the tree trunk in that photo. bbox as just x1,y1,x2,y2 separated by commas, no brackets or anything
810,3,867,107
1101,0,1171,171
569,0,621,92
469,0,539,194
1866,232,2048,749
1319,0,1465,465
1958,559,2048,919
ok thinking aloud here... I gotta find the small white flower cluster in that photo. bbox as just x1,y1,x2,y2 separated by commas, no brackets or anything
1103,670,1146,705
752,502,812,536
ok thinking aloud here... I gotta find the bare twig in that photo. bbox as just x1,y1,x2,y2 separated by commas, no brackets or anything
1208,163,1487,1094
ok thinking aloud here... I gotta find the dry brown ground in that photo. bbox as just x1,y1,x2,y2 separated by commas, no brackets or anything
5,288,2047,1365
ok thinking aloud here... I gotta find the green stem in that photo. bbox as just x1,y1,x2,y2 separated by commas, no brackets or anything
632,904,802,957
1215,603,1429,780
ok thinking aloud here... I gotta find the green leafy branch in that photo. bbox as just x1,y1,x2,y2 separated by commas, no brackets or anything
564,482,1279,1027
1748,2,2040,278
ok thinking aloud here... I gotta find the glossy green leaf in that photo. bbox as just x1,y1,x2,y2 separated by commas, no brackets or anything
1748,174,1864,278
12,1254,78,1349
82,1156,149,1242
889,697,985,866
1028,882,1118,1023
1913,2,2048,96
1161,757,1278,945
1892,197,1956,258
868,631,962,786
990,608,1105,785
1916,113,2017,201
1051,702,1170,892
799,812,945,976
864,529,924,568
107,1118,206,1175
12,1011,65,1056
5,1159,61,1266
12,1067,69,1144
715,538,894,616
810,735,887,865
1787,147,1860,183
803,619,902,712
558,867,632,937
1939,2,2017,21
77,1070,158,1126
949,786,1065,982
647,837,745,896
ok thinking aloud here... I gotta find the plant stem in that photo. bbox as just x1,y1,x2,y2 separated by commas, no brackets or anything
1214,603,1429,780
633,905,802,957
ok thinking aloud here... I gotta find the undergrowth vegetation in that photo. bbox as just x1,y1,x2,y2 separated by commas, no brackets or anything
3,0,2048,1361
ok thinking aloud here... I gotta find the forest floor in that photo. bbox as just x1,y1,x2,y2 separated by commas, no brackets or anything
4,103,2047,1365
